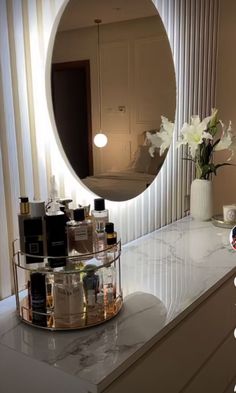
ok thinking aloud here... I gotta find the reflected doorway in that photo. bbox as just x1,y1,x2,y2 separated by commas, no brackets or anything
51,60,93,178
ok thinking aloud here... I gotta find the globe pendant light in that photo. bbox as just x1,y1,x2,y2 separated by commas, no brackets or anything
93,19,108,148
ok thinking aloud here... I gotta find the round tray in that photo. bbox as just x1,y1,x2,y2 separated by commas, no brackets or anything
19,295,123,331
211,214,236,229
12,240,123,331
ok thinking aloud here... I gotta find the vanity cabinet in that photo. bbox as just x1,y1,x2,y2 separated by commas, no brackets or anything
104,275,236,393
0,217,236,393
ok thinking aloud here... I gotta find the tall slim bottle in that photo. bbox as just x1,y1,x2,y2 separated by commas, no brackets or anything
30,272,47,327
91,198,109,259
18,196,30,253
46,200,67,268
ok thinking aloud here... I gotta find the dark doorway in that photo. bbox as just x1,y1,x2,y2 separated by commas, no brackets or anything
51,60,93,178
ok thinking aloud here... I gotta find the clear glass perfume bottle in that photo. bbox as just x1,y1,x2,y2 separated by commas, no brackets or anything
67,208,93,258
95,290,104,321
103,266,116,294
83,265,100,325
53,273,85,328
91,198,109,231
83,265,99,298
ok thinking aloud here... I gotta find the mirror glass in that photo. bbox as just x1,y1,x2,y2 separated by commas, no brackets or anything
51,0,176,201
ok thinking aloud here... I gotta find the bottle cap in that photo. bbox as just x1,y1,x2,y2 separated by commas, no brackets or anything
19,196,30,214
94,198,105,211
74,208,85,221
84,264,97,275
105,222,114,233
19,196,29,203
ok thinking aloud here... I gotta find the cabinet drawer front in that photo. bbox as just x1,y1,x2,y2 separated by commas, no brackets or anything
103,276,236,393
181,331,236,393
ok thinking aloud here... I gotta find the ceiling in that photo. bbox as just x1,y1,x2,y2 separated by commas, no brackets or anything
58,0,158,31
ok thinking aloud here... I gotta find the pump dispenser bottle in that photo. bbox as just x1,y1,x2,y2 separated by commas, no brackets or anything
58,198,73,221
45,176,67,268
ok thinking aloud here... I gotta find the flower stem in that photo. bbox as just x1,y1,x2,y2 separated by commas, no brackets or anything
195,161,202,179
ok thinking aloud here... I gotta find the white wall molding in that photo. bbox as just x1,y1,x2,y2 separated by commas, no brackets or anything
0,0,219,298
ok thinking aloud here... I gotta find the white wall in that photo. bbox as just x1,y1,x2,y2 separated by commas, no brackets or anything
0,0,219,299
53,16,176,174
213,0,236,214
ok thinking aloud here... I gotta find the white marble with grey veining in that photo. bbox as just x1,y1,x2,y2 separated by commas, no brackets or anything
0,217,236,393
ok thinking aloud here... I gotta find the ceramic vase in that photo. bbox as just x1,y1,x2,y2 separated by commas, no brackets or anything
190,179,213,221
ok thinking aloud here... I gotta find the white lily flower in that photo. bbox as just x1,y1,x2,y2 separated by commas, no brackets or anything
146,132,162,157
158,116,175,156
215,134,232,151
177,115,214,158
215,121,232,150
215,120,234,160
146,117,174,157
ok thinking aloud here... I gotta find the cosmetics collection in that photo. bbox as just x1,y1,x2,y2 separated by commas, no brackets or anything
15,195,122,330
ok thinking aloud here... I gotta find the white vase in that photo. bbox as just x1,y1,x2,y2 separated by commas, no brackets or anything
190,179,213,221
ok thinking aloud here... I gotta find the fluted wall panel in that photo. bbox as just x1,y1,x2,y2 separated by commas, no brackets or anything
0,0,219,298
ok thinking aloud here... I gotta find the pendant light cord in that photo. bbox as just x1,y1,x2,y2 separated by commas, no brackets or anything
95,19,102,131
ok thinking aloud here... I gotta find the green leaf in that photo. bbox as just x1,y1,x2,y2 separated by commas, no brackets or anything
214,163,233,170
212,138,221,148
201,164,212,178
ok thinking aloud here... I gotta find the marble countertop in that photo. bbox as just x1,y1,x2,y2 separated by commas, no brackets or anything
0,217,236,393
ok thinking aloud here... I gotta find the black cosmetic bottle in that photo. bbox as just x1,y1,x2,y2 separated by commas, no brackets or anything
18,197,46,264
46,200,67,268
18,196,30,253
30,272,47,327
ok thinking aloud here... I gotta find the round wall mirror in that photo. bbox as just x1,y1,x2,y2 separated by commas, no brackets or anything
51,0,176,201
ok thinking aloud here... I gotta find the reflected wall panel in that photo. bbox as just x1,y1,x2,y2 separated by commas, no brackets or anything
0,0,219,298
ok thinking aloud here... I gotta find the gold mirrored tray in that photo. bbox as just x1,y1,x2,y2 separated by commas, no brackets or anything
211,214,236,229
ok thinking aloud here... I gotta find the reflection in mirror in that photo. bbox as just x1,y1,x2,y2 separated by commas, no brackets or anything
51,0,176,201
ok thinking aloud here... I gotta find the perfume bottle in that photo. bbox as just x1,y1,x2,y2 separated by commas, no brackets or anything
84,268,104,325
102,264,116,298
94,226,106,260
106,287,115,316
105,222,117,245
67,208,93,258
96,290,105,319
103,222,118,265
83,265,99,300
30,272,47,327
91,198,109,231
54,273,85,328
